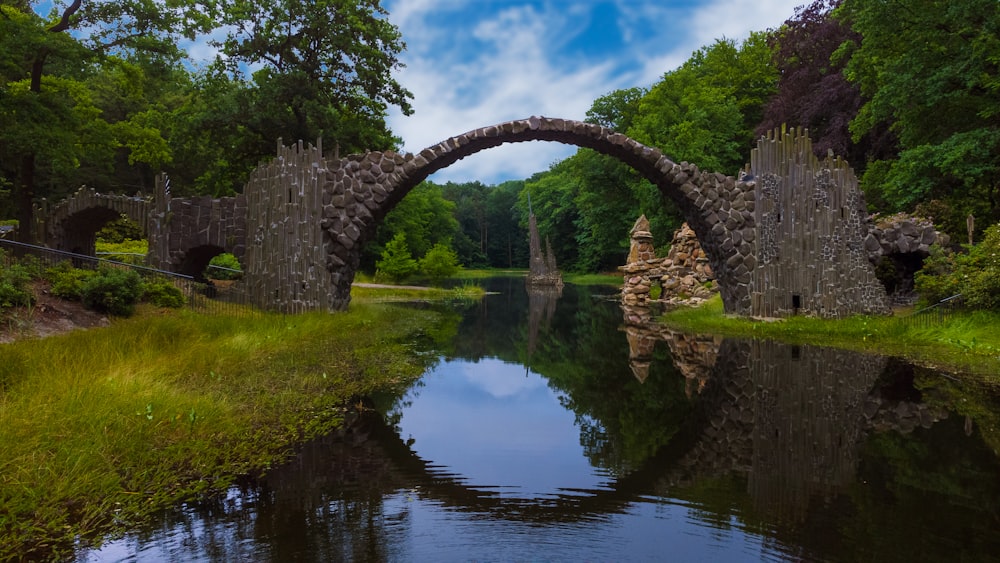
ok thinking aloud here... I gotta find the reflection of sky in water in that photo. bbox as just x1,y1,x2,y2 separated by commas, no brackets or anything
382,492,777,563
396,357,615,495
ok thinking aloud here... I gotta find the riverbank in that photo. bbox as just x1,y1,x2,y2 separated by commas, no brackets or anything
660,295,1000,379
0,304,452,561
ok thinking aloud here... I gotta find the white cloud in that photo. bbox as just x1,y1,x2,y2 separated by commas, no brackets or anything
458,358,544,399
384,0,801,185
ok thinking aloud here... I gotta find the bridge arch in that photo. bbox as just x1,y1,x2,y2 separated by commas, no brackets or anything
41,187,150,257
322,116,757,312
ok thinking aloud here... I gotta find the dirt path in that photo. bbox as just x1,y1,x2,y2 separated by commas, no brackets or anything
0,281,110,344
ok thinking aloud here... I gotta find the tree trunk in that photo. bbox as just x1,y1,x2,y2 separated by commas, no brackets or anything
13,0,82,245
15,154,36,246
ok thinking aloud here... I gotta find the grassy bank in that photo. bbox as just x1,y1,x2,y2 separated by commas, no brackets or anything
661,296,1000,378
0,304,449,560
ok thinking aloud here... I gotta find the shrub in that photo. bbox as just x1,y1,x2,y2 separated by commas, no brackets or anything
419,242,461,285
142,279,185,308
95,239,148,265
915,223,1000,310
47,264,97,301
96,217,143,244
375,233,418,283
0,264,34,309
205,253,243,281
81,268,144,317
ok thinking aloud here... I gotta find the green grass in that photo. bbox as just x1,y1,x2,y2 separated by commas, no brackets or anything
661,295,1000,378
0,304,447,560
564,272,622,286
350,283,487,302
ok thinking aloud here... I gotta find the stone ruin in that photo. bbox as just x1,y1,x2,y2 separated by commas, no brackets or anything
865,213,949,302
620,216,717,307
620,209,950,310
526,212,563,287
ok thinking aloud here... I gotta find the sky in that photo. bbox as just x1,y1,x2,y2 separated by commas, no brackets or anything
382,0,805,185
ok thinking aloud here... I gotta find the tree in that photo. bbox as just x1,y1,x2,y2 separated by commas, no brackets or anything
629,34,778,175
375,232,418,283
364,182,458,271
757,0,895,168
441,181,490,267
214,0,413,157
484,181,529,268
419,242,461,284
0,0,213,242
838,0,1000,228
586,87,647,130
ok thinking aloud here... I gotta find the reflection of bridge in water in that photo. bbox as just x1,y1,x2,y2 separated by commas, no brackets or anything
620,305,950,522
247,300,951,527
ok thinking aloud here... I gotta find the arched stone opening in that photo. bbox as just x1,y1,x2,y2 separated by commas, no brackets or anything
53,207,128,257
175,244,226,281
321,117,754,312
41,187,151,253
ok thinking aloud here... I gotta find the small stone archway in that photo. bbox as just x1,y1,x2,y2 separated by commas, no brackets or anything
320,116,756,312
175,244,226,280
40,187,151,256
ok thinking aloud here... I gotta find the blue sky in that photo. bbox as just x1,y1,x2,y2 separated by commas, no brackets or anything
383,0,805,185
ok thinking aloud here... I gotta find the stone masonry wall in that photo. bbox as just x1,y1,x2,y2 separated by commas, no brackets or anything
147,174,246,272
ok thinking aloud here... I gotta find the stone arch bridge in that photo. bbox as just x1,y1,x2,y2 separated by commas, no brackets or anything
35,116,890,316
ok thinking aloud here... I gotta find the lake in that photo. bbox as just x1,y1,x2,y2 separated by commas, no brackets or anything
82,277,1000,562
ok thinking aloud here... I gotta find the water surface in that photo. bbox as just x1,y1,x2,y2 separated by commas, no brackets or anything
82,278,1000,562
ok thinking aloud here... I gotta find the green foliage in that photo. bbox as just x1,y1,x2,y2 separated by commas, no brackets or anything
629,34,778,174
205,253,243,281
95,238,148,265
915,223,1000,310
80,267,144,317
141,278,185,308
366,182,459,271
0,263,34,309
211,0,413,173
839,0,1000,219
420,242,461,284
375,233,419,283
46,263,97,301
96,216,144,244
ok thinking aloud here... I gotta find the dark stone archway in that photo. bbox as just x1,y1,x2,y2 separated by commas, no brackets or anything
320,116,757,312
41,187,151,257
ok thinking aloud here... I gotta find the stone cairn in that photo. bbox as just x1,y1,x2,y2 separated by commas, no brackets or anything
620,215,717,306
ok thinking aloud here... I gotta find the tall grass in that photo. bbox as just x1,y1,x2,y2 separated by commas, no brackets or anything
661,295,1000,378
0,304,446,560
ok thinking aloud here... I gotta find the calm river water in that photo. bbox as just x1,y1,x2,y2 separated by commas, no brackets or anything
83,278,1000,562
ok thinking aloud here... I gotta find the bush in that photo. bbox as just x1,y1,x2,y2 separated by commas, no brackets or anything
95,239,148,265
419,242,461,285
0,264,34,309
375,233,419,283
205,253,243,281
142,279,185,308
47,264,97,301
96,217,143,244
81,268,144,317
915,223,1000,310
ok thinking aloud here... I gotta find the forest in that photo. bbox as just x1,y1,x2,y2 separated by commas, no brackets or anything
2,0,999,276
